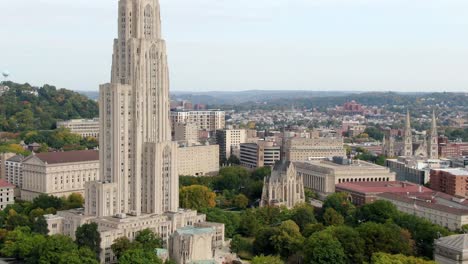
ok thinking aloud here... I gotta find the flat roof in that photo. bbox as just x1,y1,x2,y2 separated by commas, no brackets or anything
336,181,431,194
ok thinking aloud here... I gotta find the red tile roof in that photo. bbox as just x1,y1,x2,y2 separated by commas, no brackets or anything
336,181,432,194
34,150,99,164
0,179,15,188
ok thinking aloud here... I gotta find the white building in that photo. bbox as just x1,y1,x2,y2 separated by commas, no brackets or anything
0,179,15,210
57,118,100,138
284,137,346,162
240,141,281,169
173,122,199,143
46,1,223,263
216,129,247,161
21,150,99,201
178,144,219,176
169,226,216,264
171,110,225,133
434,234,468,264
0,152,15,180
5,155,25,188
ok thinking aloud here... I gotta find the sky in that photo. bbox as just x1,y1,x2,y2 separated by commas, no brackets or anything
1,0,468,92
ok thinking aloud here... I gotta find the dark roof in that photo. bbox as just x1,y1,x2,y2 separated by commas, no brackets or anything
273,160,291,172
33,150,99,164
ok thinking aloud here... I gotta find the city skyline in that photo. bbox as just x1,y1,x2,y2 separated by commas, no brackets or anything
1,0,468,92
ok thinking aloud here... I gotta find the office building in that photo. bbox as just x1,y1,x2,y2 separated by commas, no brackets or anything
178,144,219,176
173,122,198,142
56,118,100,138
283,137,346,162
216,129,247,161
386,156,451,185
5,155,25,188
240,141,281,169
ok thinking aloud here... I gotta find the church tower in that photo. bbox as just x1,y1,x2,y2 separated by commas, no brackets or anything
403,110,413,157
428,110,439,159
86,0,178,217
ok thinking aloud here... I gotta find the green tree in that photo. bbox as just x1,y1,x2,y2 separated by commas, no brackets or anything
304,231,346,264
251,167,271,181
38,235,79,264
32,215,49,235
57,247,99,264
5,210,30,230
371,252,436,264
118,248,162,264
323,207,345,226
322,192,355,219
134,228,163,251
32,194,64,210
75,223,101,257
179,185,216,210
251,255,284,264
291,203,316,231
355,200,398,224
63,193,85,209
111,237,134,259
232,194,249,209
253,227,280,256
271,220,304,258
326,225,366,264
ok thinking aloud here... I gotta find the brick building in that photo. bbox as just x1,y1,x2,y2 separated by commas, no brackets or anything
430,168,468,198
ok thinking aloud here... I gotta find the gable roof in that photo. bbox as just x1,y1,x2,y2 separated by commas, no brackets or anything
31,150,99,164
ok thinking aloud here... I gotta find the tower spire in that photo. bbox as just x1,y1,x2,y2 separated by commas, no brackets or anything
428,109,439,159
403,110,413,157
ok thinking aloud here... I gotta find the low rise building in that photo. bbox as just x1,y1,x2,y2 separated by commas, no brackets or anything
169,226,217,264
377,192,468,231
284,137,345,162
177,144,219,176
386,156,451,185
336,181,431,206
21,150,99,201
434,234,468,264
296,157,396,198
0,179,15,210
430,168,468,198
240,141,281,169
56,118,100,138
260,161,305,209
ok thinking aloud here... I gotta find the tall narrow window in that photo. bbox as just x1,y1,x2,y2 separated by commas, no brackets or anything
144,5,153,39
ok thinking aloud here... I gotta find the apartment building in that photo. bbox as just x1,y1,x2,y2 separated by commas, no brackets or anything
178,145,219,176
0,152,15,179
171,110,225,133
5,155,25,188
430,168,468,198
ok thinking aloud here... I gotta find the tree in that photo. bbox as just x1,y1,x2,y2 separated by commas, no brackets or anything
227,155,240,165
232,194,249,209
202,207,240,238
5,209,30,230
323,207,344,226
32,194,64,210
38,235,79,264
251,255,284,264
304,231,346,264
111,237,134,259
179,185,216,210
371,252,436,264
355,200,398,224
253,227,280,256
63,193,85,209
322,192,355,219
291,203,316,231
118,248,162,264
57,247,100,264
238,209,261,236
135,228,163,251
75,223,101,257
326,226,366,264
32,215,49,235
271,220,304,258
251,167,271,181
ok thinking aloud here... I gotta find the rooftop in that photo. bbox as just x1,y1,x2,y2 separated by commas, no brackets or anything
435,234,468,252
433,168,468,176
336,181,431,194
175,226,214,236
32,150,99,164
0,179,15,188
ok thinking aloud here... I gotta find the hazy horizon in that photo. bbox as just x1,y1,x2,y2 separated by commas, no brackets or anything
1,0,468,92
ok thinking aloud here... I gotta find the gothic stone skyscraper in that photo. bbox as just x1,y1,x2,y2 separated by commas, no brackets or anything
46,1,224,263
89,0,178,217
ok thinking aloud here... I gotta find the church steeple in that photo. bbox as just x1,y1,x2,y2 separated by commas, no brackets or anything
428,110,439,159
403,110,413,157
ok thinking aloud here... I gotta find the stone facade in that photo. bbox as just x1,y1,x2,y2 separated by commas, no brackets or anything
169,226,216,264
283,137,346,162
56,118,100,138
435,234,468,264
177,144,219,176
174,122,199,143
296,158,396,197
260,161,305,209
171,110,225,133
20,150,99,201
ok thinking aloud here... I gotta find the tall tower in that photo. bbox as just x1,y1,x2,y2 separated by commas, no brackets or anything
428,110,439,159
87,0,178,217
403,110,413,157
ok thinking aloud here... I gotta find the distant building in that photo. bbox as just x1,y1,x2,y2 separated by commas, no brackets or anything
434,234,468,264
260,161,305,209
336,181,431,206
0,179,15,210
240,141,281,169
216,129,247,161
296,157,396,198
438,136,468,158
450,156,468,168
0,152,15,180
178,144,219,176
169,226,216,264
21,150,99,201
56,118,100,138
377,191,468,231
430,168,468,198
0,85,10,95
386,156,450,185
173,122,199,142
171,110,225,133
5,155,25,188
283,137,346,162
